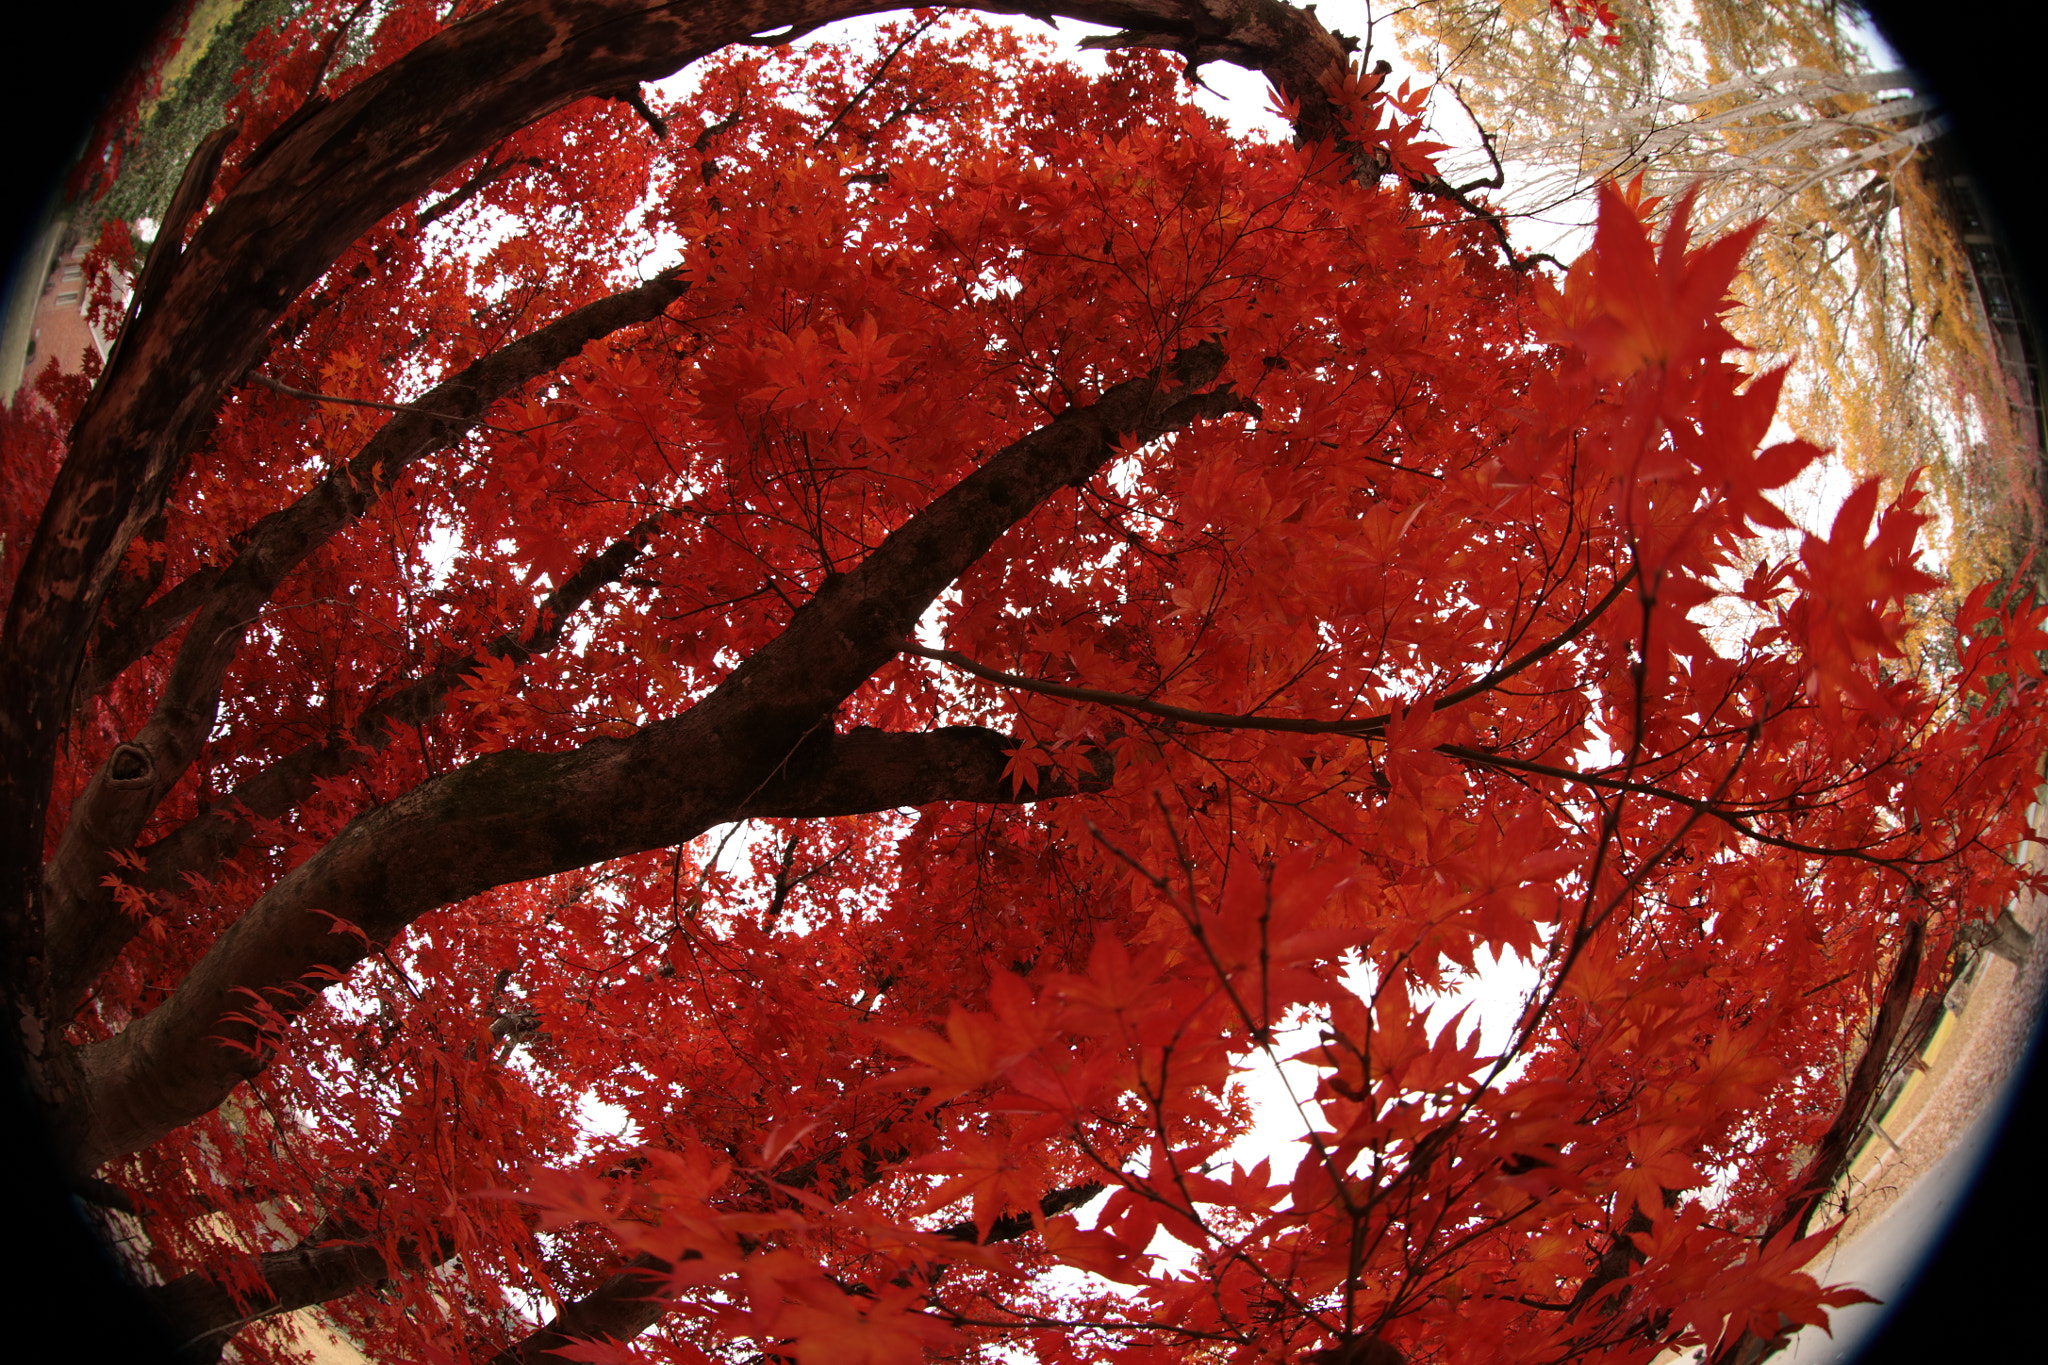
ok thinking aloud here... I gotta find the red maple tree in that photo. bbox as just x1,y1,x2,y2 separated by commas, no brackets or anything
4,4,2041,1364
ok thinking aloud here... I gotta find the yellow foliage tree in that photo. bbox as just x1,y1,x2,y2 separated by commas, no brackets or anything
1392,0,2042,593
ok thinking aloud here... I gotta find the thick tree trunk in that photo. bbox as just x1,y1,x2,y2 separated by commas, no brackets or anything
0,0,1352,1044
2,0,1346,1170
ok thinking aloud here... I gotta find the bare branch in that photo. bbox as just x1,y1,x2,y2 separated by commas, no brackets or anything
902,566,1634,737
418,155,549,227
246,372,538,435
1436,745,1928,868
813,16,941,146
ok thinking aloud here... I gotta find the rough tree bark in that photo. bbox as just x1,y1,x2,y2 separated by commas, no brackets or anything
0,1,1360,1356
44,268,691,1021
55,339,1250,1171
1,0,1350,1158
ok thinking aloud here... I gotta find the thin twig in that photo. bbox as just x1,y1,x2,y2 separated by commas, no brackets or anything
814,17,940,146
249,373,542,436
900,567,1634,737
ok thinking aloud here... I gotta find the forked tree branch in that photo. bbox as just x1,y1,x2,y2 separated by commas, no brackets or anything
56,341,1248,1171
47,509,677,1022
1436,746,1931,868
0,0,1361,1076
5,0,927,1028
72,566,223,710
44,271,689,1020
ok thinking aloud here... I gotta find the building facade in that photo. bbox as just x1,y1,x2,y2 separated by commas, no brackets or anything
1,212,111,404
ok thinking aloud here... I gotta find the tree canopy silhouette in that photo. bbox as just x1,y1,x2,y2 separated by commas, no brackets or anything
4,4,2043,1364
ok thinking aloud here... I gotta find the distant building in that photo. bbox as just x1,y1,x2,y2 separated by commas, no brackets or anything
0,212,113,403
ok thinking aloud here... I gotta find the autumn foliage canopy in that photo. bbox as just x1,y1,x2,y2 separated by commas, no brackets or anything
4,3,2045,1365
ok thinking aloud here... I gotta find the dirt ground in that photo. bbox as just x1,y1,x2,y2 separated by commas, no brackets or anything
1827,880,2045,1239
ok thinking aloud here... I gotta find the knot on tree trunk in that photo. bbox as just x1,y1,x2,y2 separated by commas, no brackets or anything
106,742,154,788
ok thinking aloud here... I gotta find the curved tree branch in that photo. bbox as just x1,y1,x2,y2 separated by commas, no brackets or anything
902,565,1635,738
146,1224,451,1365
481,1183,1106,1364
56,341,1249,1171
47,503,682,1023
43,271,689,1021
